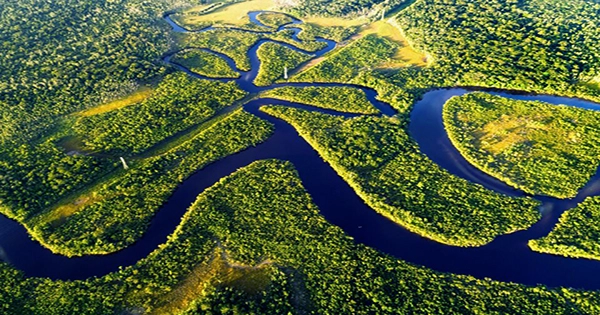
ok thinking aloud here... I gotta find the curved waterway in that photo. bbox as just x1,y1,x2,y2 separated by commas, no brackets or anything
3,11,600,290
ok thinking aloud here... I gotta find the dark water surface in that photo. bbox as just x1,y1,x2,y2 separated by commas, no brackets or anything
3,11,600,290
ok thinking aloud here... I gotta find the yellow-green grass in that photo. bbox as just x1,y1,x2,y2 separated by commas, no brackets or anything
444,92,600,198
474,114,554,155
149,247,272,315
294,19,426,75
77,87,153,117
176,0,275,27
358,20,427,67
583,75,600,92
177,3,220,15
34,101,248,228
28,166,126,227
256,11,295,28
303,16,366,28
138,96,252,158
42,194,109,228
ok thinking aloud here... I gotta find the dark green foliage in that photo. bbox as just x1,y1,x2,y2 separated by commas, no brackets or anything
293,34,397,83
0,141,116,221
5,0,600,313
263,86,379,114
283,0,411,19
443,92,600,198
73,74,247,155
171,50,240,78
0,263,30,313
351,69,444,114
184,269,296,315
0,0,181,146
180,30,264,71
254,42,312,86
395,0,600,97
34,109,273,256
180,28,326,71
256,11,295,28
262,106,540,246
297,22,361,42
530,197,600,260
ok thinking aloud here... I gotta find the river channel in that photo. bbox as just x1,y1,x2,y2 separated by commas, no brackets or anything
2,11,600,290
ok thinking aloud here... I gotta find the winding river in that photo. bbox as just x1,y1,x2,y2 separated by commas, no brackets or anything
3,11,600,290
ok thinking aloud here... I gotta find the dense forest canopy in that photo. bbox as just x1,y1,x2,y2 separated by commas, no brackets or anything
530,197,600,261
395,0,600,93
0,0,192,145
281,0,411,18
3,0,600,313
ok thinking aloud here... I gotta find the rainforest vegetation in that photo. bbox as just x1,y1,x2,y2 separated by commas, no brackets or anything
179,28,325,71
72,74,247,155
170,49,240,78
256,11,296,28
530,197,600,261
2,161,600,314
0,0,200,224
394,0,600,98
295,22,360,42
283,0,411,19
0,140,117,221
0,0,182,146
262,86,379,114
4,0,600,313
254,42,312,86
443,92,600,198
262,106,540,246
292,34,397,83
168,0,274,31
31,109,273,256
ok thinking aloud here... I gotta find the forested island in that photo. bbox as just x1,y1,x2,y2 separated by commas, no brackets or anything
2,0,600,313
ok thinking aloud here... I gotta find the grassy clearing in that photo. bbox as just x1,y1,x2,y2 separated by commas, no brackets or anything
256,11,295,28
32,101,249,228
44,194,106,227
72,74,247,155
77,87,153,117
178,2,229,16
150,247,272,315
294,18,427,72
0,136,117,222
303,16,366,27
292,34,397,83
443,92,600,198
358,20,427,67
582,76,600,92
175,0,274,27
